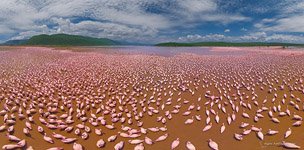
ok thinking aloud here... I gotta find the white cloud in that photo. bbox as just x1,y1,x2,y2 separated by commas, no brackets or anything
224,29,230,33
178,34,225,42
284,1,304,14
265,34,304,43
178,32,304,43
254,1,304,33
178,0,217,13
241,27,247,31
198,14,250,24
0,1,38,31
0,0,171,42
0,0,251,42
240,32,267,41
11,18,159,43
0,25,14,34
2,0,304,44
257,15,304,32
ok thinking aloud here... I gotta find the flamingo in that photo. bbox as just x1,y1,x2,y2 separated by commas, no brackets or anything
43,133,54,144
6,134,21,142
2,144,20,150
242,129,251,135
284,128,292,138
257,129,264,140
282,141,301,149
145,137,153,145
17,140,26,148
114,141,124,150
240,122,249,128
155,133,168,142
271,117,280,123
267,129,278,135
206,116,211,125
61,138,77,143
185,117,194,124
220,123,226,133
215,112,220,123
108,135,117,142
203,123,212,132
186,141,196,150
242,112,250,118
234,133,243,141
171,138,180,149
134,143,144,150
227,114,232,125
208,139,219,150
73,143,83,150
46,148,64,150
129,139,144,145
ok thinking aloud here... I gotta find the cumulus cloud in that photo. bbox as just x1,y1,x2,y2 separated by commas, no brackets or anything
178,0,217,13
224,29,230,33
1,0,303,43
198,14,250,24
240,32,267,41
265,34,304,43
241,28,247,31
178,32,304,43
11,18,159,43
254,0,304,33
283,1,304,14
0,0,251,43
0,25,14,34
257,15,304,32
178,34,225,42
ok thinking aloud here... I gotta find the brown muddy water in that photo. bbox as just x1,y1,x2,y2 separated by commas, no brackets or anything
0,46,304,150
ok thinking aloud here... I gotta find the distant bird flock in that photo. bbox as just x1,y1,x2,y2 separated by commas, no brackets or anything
0,47,304,149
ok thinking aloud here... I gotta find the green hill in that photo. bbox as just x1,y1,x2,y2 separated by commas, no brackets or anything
156,42,304,47
24,34,119,46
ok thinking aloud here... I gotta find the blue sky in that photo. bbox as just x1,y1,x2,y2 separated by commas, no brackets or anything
1,0,304,44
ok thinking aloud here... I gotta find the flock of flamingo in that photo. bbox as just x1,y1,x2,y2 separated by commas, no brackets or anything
0,47,304,150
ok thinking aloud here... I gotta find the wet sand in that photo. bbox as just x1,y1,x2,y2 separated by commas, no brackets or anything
0,46,304,150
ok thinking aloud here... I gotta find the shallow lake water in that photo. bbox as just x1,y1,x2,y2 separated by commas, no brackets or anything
69,46,250,56
0,46,304,150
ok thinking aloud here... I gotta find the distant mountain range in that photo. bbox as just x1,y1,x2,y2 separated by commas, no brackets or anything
2,34,120,46
2,39,29,46
2,34,304,47
155,42,304,47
